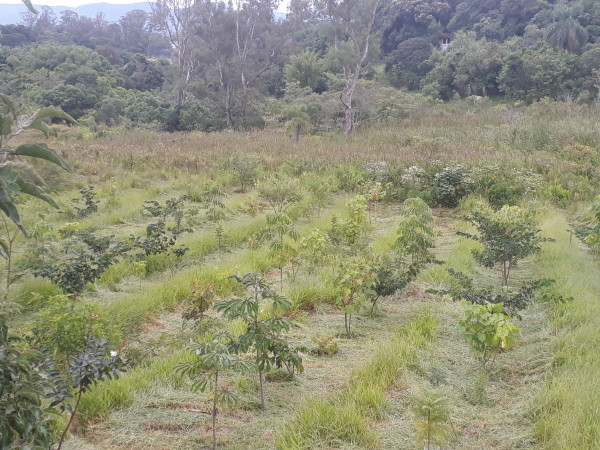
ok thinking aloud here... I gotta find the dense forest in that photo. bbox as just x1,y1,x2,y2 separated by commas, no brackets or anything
1,0,600,135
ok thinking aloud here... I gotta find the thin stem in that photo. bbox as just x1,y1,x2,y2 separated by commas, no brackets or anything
212,371,218,450
57,389,82,450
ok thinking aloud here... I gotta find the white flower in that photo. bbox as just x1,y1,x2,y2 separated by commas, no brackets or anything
110,351,118,357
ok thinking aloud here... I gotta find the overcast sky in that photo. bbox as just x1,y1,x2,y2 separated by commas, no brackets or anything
3,0,290,10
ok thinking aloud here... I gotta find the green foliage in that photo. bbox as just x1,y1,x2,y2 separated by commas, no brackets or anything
263,212,299,289
53,333,126,450
215,273,303,408
284,51,327,93
310,334,339,357
370,255,420,313
331,258,378,337
130,197,192,264
74,186,99,218
181,282,215,328
0,95,73,235
439,268,554,318
410,387,451,450
0,315,56,449
30,294,119,361
202,185,227,222
328,195,369,247
228,155,259,193
457,301,521,373
299,228,326,270
434,164,471,208
33,228,128,297
396,197,436,264
258,174,303,214
176,332,255,450
459,205,547,285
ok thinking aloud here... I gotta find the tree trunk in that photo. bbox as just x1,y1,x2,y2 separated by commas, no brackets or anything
294,123,301,145
258,368,265,409
58,389,82,450
212,372,218,450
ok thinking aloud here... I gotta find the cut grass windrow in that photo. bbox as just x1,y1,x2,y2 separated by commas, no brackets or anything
533,212,600,449
100,194,348,333
275,309,439,449
77,204,403,426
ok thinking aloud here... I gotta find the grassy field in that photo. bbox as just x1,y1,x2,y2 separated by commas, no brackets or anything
6,100,600,449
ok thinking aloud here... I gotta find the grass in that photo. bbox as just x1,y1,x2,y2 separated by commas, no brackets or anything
78,350,194,423
10,102,600,448
276,308,438,449
533,212,600,449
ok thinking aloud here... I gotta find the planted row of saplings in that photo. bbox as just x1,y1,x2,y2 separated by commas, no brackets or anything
7,188,348,446
66,195,437,448
418,203,562,450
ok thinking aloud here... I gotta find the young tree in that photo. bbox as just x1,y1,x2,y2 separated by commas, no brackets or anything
410,387,451,450
457,301,521,373
396,197,436,265
215,273,303,408
54,335,126,450
176,332,255,450
332,258,378,337
263,212,299,290
459,205,547,286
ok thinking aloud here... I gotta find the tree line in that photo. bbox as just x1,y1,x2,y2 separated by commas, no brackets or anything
1,0,600,135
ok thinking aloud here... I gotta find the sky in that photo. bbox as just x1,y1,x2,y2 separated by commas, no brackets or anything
2,0,290,10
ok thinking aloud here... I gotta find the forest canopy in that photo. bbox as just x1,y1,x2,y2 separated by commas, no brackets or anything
1,0,599,133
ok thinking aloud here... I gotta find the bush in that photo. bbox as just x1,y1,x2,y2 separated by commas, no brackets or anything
434,164,471,208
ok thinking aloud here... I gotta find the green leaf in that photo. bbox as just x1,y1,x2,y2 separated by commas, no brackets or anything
25,118,50,138
11,144,72,173
20,0,38,14
0,115,12,136
32,107,76,124
0,94,17,120
14,175,59,209
0,185,25,235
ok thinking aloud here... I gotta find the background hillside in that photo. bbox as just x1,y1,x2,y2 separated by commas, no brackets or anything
1,0,599,135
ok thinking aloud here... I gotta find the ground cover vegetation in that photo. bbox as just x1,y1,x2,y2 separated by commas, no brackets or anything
2,1,600,448
0,97,598,448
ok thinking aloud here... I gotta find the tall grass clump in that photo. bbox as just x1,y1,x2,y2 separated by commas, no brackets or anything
276,309,438,449
534,212,600,449
77,350,194,424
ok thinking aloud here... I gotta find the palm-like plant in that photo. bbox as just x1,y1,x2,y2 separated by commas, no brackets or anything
176,332,255,450
545,17,588,53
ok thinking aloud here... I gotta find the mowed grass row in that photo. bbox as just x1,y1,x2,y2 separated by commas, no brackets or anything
101,193,349,332
534,212,600,449
275,309,439,449
76,203,406,426
273,213,473,449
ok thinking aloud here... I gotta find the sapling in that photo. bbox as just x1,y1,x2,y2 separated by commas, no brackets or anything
332,259,378,337
74,186,100,218
202,185,228,222
396,197,436,265
457,301,521,374
263,212,299,290
459,205,547,285
214,273,303,408
258,174,303,214
362,181,386,222
182,281,215,328
176,332,255,450
54,334,126,450
410,387,451,450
